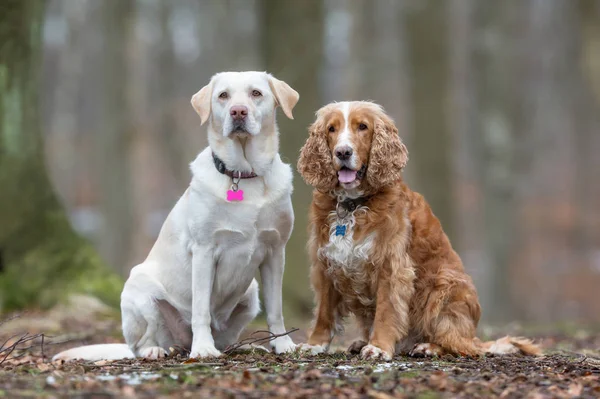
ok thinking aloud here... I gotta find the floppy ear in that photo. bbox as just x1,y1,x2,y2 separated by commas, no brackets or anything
366,112,408,189
191,80,213,125
297,116,337,192
268,76,299,119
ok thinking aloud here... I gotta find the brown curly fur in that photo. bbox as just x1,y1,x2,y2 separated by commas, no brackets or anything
298,102,408,193
298,101,540,359
365,110,408,190
297,105,338,191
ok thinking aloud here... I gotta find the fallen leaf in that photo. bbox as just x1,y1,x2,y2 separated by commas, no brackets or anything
304,369,322,380
526,390,548,399
242,369,252,382
367,389,395,399
93,360,109,366
121,385,136,397
567,383,583,397
37,363,51,372
429,371,448,391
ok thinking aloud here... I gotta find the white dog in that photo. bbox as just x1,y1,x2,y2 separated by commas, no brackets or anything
53,71,299,361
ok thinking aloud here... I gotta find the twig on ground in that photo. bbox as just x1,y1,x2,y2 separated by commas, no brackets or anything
163,362,226,368
29,333,95,347
0,333,26,354
0,314,21,327
576,355,588,364
0,333,45,365
168,345,190,358
10,331,105,352
223,328,299,354
0,331,51,366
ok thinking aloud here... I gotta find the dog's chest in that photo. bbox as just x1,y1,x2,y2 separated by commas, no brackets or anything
210,204,283,292
215,208,279,258
318,212,377,307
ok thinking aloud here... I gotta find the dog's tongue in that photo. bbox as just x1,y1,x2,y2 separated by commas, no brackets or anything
338,169,357,183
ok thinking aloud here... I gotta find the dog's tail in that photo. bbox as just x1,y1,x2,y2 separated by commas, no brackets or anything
477,336,541,356
52,344,134,362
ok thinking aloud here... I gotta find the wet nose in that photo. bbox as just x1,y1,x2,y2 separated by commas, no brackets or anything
230,105,248,121
335,146,353,161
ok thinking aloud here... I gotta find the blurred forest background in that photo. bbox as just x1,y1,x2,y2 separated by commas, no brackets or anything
3,0,600,325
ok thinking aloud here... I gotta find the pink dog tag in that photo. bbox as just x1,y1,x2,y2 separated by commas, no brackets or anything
227,189,244,202
227,171,245,201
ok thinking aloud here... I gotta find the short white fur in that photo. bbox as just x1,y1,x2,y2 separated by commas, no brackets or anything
332,102,361,171
53,71,298,362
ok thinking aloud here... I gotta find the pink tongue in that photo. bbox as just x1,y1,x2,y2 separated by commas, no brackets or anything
338,169,357,183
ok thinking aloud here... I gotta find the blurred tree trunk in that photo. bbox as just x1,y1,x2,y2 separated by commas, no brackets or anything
321,0,363,101
511,0,600,321
576,0,600,303
471,0,521,322
0,0,121,311
404,0,455,241
368,0,412,175
95,0,135,274
263,0,323,316
448,0,495,315
156,0,187,191
322,0,411,134
46,0,89,207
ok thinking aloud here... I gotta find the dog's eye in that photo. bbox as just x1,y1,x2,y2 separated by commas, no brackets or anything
218,92,229,100
328,126,335,133
251,90,262,97
358,123,368,131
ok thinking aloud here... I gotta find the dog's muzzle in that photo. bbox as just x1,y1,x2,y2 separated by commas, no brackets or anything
227,120,250,137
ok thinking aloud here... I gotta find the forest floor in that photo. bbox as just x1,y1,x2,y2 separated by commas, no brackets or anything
1,300,599,398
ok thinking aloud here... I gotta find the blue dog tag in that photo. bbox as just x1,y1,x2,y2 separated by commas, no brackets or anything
335,225,347,237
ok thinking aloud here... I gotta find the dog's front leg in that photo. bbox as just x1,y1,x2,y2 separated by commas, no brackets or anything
260,246,296,354
189,244,221,358
361,252,415,361
300,263,340,355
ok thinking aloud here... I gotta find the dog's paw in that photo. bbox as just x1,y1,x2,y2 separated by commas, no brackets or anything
139,346,168,359
409,343,444,358
271,336,296,354
347,340,368,354
296,343,328,356
189,344,222,359
360,344,392,361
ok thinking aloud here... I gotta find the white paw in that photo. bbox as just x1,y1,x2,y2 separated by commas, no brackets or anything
296,343,328,355
409,343,441,357
271,336,297,354
139,346,167,359
189,344,222,359
360,344,392,361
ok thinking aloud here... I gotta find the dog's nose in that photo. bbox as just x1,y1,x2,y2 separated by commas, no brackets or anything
230,105,248,121
335,146,353,161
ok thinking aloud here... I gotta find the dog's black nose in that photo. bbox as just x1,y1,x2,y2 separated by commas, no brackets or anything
230,105,248,121
335,146,353,161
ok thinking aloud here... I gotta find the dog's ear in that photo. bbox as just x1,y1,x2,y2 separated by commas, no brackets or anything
297,113,337,192
268,76,299,120
366,110,408,190
191,80,213,125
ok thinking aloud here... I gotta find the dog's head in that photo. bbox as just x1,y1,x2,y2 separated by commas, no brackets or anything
191,71,299,138
298,101,408,193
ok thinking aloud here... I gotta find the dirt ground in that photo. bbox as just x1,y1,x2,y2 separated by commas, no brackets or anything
1,305,599,398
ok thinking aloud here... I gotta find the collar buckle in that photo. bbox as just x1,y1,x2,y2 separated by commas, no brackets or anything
212,152,258,179
336,196,370,218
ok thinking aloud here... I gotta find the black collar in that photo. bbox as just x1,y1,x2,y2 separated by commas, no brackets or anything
336,195,371,217
212,152,258,179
